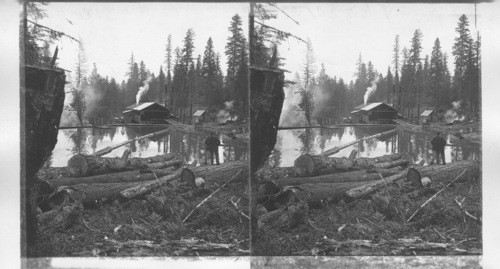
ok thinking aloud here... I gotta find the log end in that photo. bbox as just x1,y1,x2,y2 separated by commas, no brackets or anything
294,154,314,176
407,167,422,187
67,154,87,176
180,168,196,187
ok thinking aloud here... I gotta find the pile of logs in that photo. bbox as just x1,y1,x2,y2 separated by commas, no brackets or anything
255,148,480,230
37,151,248,215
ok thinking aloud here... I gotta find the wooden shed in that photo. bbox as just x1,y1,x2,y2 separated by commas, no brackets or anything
420,110,436,124
192,110,209,124
350,102,397,124
123,102,171,124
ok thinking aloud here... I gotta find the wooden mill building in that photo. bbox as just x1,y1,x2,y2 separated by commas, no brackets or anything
420,110,436,124
350,102,397,124
123,102,171,124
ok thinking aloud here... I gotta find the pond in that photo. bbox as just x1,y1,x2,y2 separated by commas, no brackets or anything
268,126,481,167
47,126,248,167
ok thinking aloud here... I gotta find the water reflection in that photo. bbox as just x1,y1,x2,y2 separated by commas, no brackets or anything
51,127,248,167
269,127,480,167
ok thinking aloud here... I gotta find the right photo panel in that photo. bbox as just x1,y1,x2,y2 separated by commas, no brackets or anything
250,2,481,260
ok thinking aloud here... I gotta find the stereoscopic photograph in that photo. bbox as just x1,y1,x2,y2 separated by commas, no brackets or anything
21,1,250,257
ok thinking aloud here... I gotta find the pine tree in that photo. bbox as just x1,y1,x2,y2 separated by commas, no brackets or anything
452,14,473,101
164,34,173,106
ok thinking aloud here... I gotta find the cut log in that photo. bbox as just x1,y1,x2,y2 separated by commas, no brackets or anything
406,160,479,185
48,181,142,206
146,159,183,170
37,167,80,182
67,154,179,176
41,166,176,191
180,160,248,187
371,159,409,169
345,170,409,199
320,129,397,156
295,181,371,205
348,149,358,159
255,167,309,182
295,153,404,176
119,171,182,199
122,149,131,160
273,168,403,188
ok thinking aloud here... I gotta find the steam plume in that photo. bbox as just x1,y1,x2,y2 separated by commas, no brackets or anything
364,76,380,105
136,76,153,105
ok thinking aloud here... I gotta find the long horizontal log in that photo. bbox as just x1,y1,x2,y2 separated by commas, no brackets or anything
119,171,182,199
345,170,408,199
406,160,479,184
371,159,409,169
41,166,177,191
180,160,248,187
49,181,143,206
295,153,404,176
92,128,171,156
255,167,309,182
273,168,402,188
37,167,79,181
67,154,179,176
320,129,397,156
146,159,183,170
295,181,371,205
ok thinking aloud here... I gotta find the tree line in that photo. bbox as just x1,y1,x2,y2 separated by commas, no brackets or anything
308,14,480,123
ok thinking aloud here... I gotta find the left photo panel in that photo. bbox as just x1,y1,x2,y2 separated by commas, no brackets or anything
21,2,250,257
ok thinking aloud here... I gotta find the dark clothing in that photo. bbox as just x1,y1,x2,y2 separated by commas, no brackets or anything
430,135,447,165
205,136,221,165
431,136,447,151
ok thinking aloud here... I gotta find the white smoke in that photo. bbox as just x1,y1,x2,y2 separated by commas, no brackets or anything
444,100,465,123
136,76,154,105
217,100,238,123
279,85,308,126
364,76,380,105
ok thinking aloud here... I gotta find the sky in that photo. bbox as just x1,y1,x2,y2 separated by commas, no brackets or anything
39,2,249,83
264,3,481,83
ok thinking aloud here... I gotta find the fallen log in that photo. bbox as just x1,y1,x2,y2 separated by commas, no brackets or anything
345,170,408,199
41,166,177,191
180,160,248,187
273,168,403,188
320,129,397,156
372,159,409,169
295,181,370,205
67,154,178,176
37,167,79,182
348,149,358,159
295,153,404,176
406,160,479,185
146,159,183,170
48,181,142,206
255,167,309,182
37,203,83,232
92,128,171,157
119,171,182,199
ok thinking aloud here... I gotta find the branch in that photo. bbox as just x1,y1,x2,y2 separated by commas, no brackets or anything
254,21,306,44
268,3,300,25
27,19,80,43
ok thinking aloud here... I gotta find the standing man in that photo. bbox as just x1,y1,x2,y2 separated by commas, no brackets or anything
205,132,221,165
430,132,447,165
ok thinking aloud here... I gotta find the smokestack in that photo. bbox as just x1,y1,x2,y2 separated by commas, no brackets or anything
364,77,380,106
136,76,153,105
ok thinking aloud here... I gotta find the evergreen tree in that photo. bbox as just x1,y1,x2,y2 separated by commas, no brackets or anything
452,14,473,101
201,37,220,108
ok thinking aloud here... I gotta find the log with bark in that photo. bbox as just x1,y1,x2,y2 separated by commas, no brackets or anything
320,128,397,156
49,182,143,206
41,166,176,192
37,167,79,182
406,160,479,185
345,170,408,199
272,168,403,188
37,203,82,232
255,167,309,182
180,160,248,187
119,171,182,199
295,181,371,205
67,154,179,176
295,153,404,176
